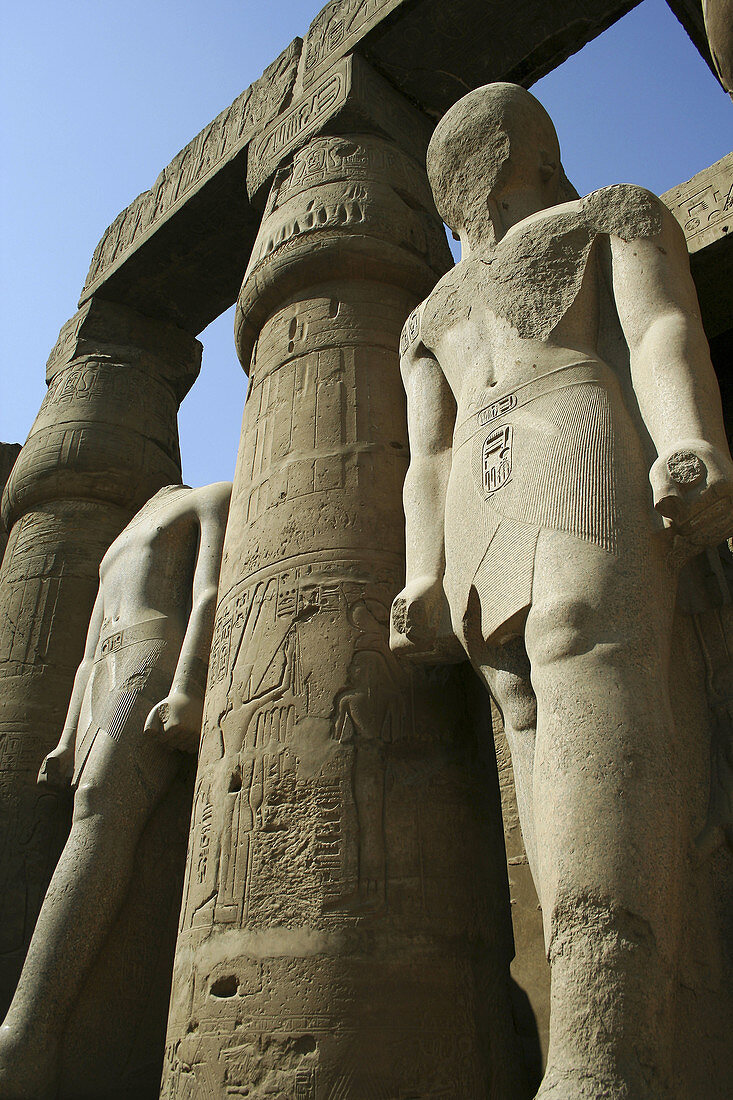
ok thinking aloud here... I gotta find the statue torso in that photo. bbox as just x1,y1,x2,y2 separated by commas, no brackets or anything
98,488,199,642
409,186,663,420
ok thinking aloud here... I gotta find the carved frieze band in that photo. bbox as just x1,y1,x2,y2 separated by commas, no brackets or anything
247,52,435,197
79,40,302,301
299,0,405,91
662,151,732,253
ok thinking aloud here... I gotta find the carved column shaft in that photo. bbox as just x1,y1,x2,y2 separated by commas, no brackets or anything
164,132,521,1099
0,299,201,1020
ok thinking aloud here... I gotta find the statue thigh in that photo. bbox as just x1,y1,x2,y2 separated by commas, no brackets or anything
73,647,181,829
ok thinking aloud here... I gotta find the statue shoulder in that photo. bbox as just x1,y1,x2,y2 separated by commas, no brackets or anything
400,300,427,360
581,183,668,242
189,481,233,523
400,269,456,362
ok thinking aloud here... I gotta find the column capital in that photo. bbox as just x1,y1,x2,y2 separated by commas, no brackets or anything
236,130,451,371
46,297,202,400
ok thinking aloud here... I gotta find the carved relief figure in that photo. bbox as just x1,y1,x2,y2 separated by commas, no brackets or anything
0,481,231,1097
332,599,405,909
390,83,733,1099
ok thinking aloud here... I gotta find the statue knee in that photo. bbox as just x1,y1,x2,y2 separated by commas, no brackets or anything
72,777,124,824
497,676,537,736
72,780,106,823
525,595,595,668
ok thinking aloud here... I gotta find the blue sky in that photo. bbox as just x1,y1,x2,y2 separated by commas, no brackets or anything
1,0,730,486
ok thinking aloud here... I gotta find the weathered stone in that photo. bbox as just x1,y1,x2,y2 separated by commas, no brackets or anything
356,0,641,118
703,0,733,91
71,0,648,333
79,42,302,332
662,151,732,255
246,52,434,200
0,481,231,1099
390,82,733,1099
298,0,642,119
163,130,524,1099
0,300,201,1066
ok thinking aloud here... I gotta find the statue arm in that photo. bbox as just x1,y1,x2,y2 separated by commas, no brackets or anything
402,350,455,586
145,481,232,751
171,484,231,698
38,586,104,786
609,196,733,544
390,343,457,656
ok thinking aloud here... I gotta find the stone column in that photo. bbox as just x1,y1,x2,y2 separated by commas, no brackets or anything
0,298,201,1019
163,133,522,1099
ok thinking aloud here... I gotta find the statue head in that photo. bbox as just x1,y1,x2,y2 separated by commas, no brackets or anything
427,83,561,247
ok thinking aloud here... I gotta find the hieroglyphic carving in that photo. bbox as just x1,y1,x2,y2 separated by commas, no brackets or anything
300,0,404,90
247,59,349,197
247,53,435,198
250,136,439,274
80,41,301,299
662,151,733,253
184,554,405,933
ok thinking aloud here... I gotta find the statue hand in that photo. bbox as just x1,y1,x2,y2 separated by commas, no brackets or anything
650,441,733,551
38,743,74,790
145,692,203,753
387,576,457,660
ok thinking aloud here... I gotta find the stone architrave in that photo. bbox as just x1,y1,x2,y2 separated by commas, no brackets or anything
296,0,643,119
0,481,231,1100
246,51,434,199
0,298,201,1043
162,128,523,1098
390,83,733,1099
662,151,732,257
77,42,302,333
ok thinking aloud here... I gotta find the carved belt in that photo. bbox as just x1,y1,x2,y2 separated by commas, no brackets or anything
452,359,613,454
96,617,176,661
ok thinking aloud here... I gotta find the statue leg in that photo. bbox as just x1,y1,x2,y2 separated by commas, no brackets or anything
0,712,180,1097
513,527,681,1099
480,633,539,879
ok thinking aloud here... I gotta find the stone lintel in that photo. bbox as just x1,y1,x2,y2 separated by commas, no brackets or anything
355,0,642,118
296,0,406,95
662,153,733,340
77,41,302,329
297,0,643,119
662,152,732,253
246,52,435,200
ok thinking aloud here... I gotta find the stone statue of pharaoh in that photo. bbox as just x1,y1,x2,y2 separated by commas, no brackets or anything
0,480,232,1098
389,83,733,1099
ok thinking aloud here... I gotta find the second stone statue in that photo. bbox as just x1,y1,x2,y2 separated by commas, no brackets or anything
0,480,232,1099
